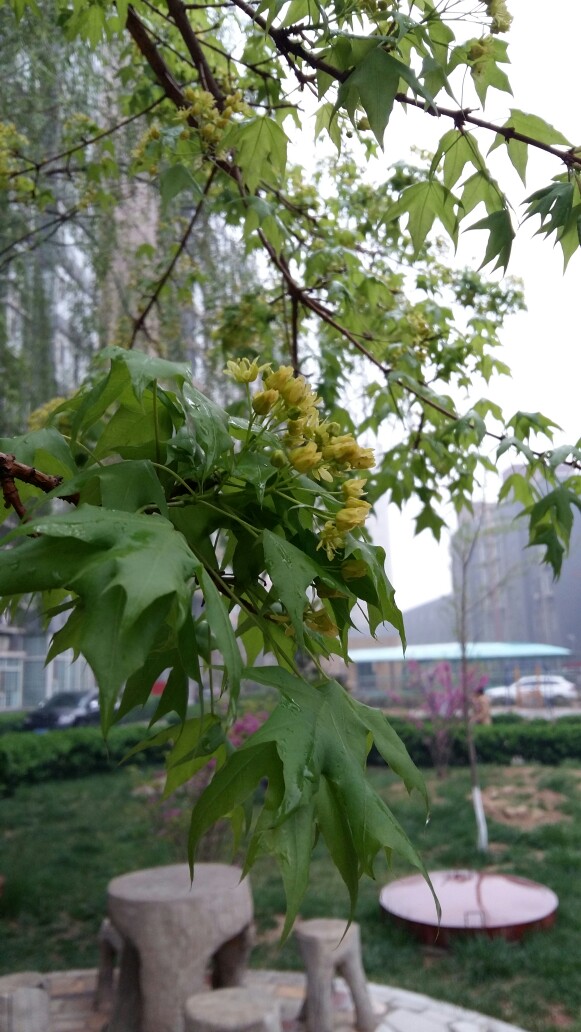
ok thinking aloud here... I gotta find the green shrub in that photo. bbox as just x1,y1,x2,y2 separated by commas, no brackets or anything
491,712,525,725
0,726,169,795
367,716,581,769
4,712,581,794
0,712,25,735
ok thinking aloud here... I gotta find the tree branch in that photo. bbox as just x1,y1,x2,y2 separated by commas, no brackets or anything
126,5,188,109
128,165,217,347
120,1,581,452
0,452,79,522
8,98,164,182
165,0,225,105
229,0,581,170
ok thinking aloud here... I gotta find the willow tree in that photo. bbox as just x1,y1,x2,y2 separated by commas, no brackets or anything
0,0,579,921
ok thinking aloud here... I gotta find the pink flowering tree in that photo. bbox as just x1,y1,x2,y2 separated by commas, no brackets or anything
413,662,488,778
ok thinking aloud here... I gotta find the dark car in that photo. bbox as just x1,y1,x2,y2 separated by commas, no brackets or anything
23,691,101,731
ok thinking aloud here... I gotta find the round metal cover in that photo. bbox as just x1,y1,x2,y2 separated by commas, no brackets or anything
379,869,558,946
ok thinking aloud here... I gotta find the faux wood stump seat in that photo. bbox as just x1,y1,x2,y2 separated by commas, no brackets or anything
107,863,253,1032
93,917,124,1011
0,972,50,1032
184,987,282,1032
294,919,378,1032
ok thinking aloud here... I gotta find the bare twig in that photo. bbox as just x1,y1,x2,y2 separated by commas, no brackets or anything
0,207,81,270
8,98,164,182
128,165,217,347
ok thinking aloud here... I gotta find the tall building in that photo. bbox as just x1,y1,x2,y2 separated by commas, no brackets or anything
451,500,557,645
402,484,581,664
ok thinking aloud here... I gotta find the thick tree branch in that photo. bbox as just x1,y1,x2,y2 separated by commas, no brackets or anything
165,0,225,104
126,5,187,109
0,453,79,522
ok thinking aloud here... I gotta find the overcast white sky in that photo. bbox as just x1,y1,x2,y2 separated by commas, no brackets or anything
379,0,581,611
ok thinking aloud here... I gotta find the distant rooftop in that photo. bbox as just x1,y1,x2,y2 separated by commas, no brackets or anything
349,642,571,663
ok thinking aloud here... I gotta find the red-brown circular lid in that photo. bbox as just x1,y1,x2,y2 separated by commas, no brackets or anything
380,870,558,944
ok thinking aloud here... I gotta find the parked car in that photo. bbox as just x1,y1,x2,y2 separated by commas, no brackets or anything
23,691,101,731
485,675,577,706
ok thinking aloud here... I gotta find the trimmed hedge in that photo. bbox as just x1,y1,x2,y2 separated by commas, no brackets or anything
0,726,168,796
370,716,581,769
3,715,581,795
0,712,26,735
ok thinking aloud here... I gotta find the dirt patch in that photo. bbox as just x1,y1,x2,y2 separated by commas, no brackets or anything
480,768,570,830
543,1002,575,1028
486,841,509,856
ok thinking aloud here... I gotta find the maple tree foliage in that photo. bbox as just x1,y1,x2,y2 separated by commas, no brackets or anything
1,0,580,916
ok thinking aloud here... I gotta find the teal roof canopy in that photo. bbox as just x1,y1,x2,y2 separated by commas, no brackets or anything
349,642,571,664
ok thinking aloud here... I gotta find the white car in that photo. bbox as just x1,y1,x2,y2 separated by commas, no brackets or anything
485,675,577,706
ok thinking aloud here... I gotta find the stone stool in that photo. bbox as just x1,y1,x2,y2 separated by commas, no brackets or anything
107,863,253,1032
94,916,125,1011
0,972,50,1032
184,987,282,1032
294,919,378,1032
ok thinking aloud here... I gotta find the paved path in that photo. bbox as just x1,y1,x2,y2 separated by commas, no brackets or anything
45,967,530,1032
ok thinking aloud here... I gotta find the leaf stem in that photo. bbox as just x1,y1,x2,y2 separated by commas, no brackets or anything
152,380,161,464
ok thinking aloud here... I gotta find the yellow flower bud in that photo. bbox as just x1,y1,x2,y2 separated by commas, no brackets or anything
252,389,279,415
322,435,358,463
280,376,309,407
224,357,267,383
264,365,294,391
288,441,322,473
342,478,368,499
335,503,370,532
270,449,287,468
350,448,375,470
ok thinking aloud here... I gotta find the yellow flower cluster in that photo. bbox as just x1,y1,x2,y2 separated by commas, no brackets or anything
224,357,269,383
224,359,375,560
0,122,32,194
27,397,68,432
485,0,512,32
178,87,251,148
319,480,371,560
131,123,161,170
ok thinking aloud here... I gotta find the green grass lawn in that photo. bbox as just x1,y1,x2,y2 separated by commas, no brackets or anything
1,762,580,1032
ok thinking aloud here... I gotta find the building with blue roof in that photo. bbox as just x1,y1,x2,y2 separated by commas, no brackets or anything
342,640,572,701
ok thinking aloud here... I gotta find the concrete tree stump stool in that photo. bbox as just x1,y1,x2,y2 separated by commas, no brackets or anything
294,919,378,1032
107,863,253,1032
184,987,282,1032
0,972,50,1032
94,916,125,1011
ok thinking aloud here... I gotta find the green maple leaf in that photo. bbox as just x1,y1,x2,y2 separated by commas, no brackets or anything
189,669,433,936
468,209,515,272
0,506,199,726
262,530,323,646
337,48,433,146
224,117,288,192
